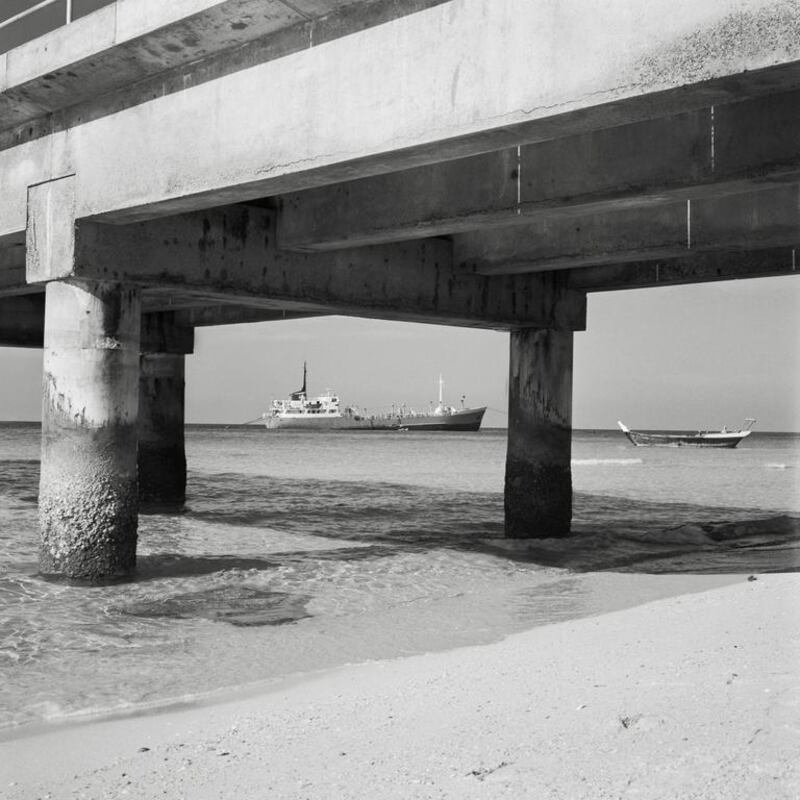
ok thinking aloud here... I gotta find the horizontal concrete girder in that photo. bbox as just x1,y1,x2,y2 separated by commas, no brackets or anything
170,305,324,327
0,294,194,353
25,203,586,331
140,312,194,355
568,247,800,292
0,245,29,298
0,293,44,347
457,184,800,274
279,91,800,252
3,0,800,235
1,0,449,145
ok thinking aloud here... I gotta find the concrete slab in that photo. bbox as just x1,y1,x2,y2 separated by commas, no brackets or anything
2,0,799,237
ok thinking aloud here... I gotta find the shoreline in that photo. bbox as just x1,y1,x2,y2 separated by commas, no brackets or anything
0,571,743,741
2,573,797,799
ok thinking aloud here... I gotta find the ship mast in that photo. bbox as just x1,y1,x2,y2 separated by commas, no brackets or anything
438,374,444,407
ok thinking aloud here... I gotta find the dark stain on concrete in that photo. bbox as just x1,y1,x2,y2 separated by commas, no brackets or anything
229,208,249,245
198,217,213,254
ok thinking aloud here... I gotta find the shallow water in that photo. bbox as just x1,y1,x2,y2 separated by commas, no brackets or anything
1,424,798,734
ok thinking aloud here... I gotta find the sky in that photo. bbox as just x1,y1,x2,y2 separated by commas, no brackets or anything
2,2,799,431
2,276,798,430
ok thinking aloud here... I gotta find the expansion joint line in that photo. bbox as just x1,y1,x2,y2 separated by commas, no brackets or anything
686,199,692,250
710,105,716,173
275,0,315,46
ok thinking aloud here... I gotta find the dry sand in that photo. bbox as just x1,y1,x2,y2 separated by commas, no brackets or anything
2,574,798,800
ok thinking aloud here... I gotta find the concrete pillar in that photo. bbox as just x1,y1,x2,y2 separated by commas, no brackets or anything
39,280,141,580
505,328,573,538
138,353,187,508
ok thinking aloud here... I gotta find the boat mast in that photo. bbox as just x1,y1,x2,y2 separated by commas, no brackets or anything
302,361,307,396
438,374,444,409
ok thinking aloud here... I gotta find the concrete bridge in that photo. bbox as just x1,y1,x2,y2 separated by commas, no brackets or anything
1,0,798,580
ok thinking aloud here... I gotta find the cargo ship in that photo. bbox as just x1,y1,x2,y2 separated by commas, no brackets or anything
262,365,485,432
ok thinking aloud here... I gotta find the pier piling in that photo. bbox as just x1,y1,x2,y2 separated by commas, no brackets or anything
138,352,187,508
38,280,141,580
505,328,573,538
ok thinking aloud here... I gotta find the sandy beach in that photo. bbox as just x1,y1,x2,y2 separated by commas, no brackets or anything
2,573,797,800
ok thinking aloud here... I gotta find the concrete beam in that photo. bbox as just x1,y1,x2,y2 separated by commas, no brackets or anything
568,247,800,292
27,204,587,330
4,0,800,235
457,185,800,275
0,242,27,295
171,305,324,327
279,92,800,252
0,293,44,347
0,293,194,352
2,0,449,145
140,312,195,355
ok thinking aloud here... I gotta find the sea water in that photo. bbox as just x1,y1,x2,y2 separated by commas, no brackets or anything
1,424,798,735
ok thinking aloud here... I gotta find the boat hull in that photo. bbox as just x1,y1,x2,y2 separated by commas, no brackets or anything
623,430,751,448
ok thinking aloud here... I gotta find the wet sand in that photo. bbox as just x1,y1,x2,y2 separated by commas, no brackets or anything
2,574,798,799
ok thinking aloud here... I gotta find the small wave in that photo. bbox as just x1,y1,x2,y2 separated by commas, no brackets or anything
572,458,643,466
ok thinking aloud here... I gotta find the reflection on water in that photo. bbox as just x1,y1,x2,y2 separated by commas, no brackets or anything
120,586,312,627
0,426,798,734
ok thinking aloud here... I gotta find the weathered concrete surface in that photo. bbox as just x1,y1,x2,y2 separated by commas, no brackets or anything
140,312,194,355
0,241,26,293
505,328,573,539
26,205,587,330
0,293,44,347
1,1,450,149
138,353,186,508
457,185,800,274
569,247,800,292
170,305,323,327
3,0,800,236
279,93,800,252
26,175,76,284
39,280,141,580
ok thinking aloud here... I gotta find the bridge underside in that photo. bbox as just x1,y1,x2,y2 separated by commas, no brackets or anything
1,0,798,578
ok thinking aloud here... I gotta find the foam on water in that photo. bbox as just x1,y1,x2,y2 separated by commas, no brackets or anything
1,425,798,734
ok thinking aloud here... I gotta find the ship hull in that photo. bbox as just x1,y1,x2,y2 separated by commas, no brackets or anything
396,407,486,432
264,415,395,431
266,407,487,432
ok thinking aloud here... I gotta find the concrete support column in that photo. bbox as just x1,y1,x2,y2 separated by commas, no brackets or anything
138,352,186,508
505,328,573,538
39,280,141,580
